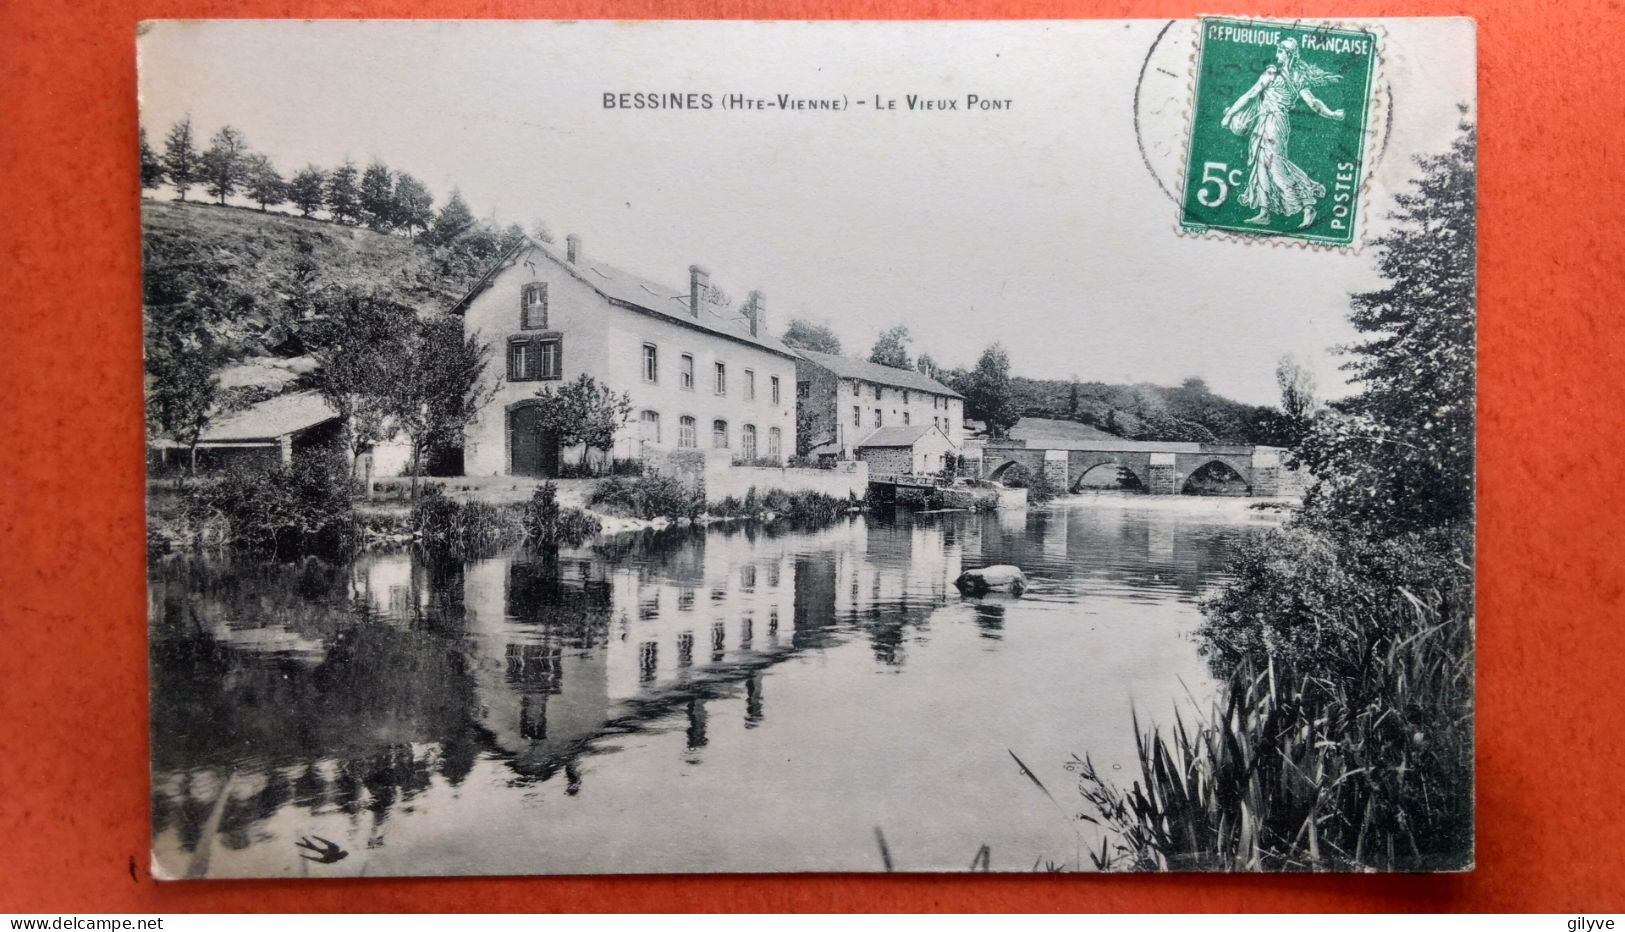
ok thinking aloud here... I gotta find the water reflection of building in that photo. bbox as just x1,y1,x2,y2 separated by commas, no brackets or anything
151,513,974,874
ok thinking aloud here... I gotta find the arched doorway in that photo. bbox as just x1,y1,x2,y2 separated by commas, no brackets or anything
1181,459,1251,496
509,404,559,478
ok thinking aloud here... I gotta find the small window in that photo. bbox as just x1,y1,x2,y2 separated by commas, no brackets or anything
903,390,910,404
640,410,661,444
875,385,883,400
521,282,548,329
507,341,532,381
874,408,883,427
538,339,562,379
680,354,695,390
851,381,860,396
642,344,658,383
741,424,757,461
903,411,910,425
714,362,727,396
767,427,782,461
678,416,697,448
744,369,756,401
771,376,781,405
797,380,810,399
712,419,729,449
852,405,860,427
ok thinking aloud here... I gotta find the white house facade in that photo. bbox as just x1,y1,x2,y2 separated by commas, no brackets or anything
457,236,799,477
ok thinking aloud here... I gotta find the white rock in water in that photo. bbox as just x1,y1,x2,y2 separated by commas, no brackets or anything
955,565,1027,595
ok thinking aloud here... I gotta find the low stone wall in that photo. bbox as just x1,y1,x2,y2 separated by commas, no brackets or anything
656,448,869,503
709,460,869,502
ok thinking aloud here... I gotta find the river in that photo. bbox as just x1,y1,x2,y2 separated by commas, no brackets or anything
148,495,1286,877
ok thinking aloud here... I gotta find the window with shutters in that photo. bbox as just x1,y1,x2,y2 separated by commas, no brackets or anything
510,337,561,380
521,282,548,329
680,354,695,390
678,416,697,448
767,427,782,461
741,424,757,461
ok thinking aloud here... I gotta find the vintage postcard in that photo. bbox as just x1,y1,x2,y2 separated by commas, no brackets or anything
139,18,1477,877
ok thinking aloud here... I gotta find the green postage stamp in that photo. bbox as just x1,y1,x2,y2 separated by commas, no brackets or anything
1181,18,1378,246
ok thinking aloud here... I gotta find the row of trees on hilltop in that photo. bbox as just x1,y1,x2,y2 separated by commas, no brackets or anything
779,314,1292,445
141,116,544,246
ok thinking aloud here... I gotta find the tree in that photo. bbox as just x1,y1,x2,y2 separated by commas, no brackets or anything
428,189,475,244
358,160,396,232
498,222,528,253
781,318,843,355
959,343,1019,438
145,331,219,483
1275,355,1316,422
387,316,497,499
528,219,557,244
139,127,166,191
288,165,327,217
200,126,251,205
1298,118,1477,537
306,289,415,477
528,374,633,456
868,324,912,369
161,115,200,201
243,154,287,211
324,160,361,224
393,173,435,237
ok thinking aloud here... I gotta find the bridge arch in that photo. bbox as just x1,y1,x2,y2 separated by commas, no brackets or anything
988,459,1031,486
1180,458,1252,495
1069,458,1146,492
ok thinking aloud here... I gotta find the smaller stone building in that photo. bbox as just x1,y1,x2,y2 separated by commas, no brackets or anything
853,424,958,478
793,350,963,458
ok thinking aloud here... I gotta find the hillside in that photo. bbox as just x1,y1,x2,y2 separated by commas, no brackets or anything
141,199,495,361
1007,375,1288,446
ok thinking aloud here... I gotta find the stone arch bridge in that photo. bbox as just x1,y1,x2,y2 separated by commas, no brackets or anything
976,440,1286,496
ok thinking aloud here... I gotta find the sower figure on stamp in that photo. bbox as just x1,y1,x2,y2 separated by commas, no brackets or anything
1220,37,1345,228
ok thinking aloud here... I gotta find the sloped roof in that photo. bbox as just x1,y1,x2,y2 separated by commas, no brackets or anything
199,391,338,443
794,350,963,398
856,424,956,449
453,239,796,359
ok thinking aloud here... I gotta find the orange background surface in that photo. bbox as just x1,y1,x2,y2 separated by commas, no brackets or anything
2,0,1622,914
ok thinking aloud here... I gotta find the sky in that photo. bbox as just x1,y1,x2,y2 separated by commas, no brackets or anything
137,19,1475,406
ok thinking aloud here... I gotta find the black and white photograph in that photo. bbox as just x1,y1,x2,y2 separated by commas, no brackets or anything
138,18,1477,878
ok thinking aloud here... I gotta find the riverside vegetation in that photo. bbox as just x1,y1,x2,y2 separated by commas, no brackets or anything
1075,120,1477,872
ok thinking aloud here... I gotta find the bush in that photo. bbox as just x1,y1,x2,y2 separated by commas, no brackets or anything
1077,524,1474,872
184,451,358,553
998,461,1060,503
587,475,704,521
520,482,602,546
411,485,523,553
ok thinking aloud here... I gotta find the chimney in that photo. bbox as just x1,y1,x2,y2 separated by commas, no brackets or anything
746,290,766,337
688,265,709,318
565,234,581,264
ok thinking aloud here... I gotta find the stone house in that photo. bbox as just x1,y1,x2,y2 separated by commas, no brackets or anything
853,424,959,477
793,350,964,459
454,236,799,477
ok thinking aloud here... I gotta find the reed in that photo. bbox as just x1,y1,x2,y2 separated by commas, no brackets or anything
1075,554,1474,872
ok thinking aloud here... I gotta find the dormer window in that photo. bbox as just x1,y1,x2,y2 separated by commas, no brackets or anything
521,282,548,330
